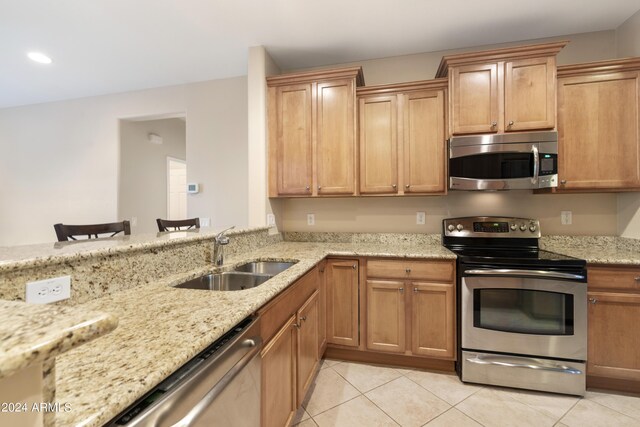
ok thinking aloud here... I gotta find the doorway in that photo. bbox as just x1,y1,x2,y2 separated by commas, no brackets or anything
167,157,187,220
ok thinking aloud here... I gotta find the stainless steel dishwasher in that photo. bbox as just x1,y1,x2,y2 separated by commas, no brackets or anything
106,317,262,427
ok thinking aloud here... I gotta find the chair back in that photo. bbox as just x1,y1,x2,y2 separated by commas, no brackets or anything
54,221,131,242
156,218,200,232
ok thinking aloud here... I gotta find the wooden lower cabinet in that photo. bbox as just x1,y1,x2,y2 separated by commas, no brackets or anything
297,291,319,403
364,259,456,360
261,315,297,427
318,260,327,353
326,259,359,347
366,280,406,353
587,265,640,391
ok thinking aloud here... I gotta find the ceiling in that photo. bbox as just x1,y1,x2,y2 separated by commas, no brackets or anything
1,0,639,109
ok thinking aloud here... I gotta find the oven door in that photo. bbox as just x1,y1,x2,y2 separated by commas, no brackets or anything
461,272,586,361
449,141,558,190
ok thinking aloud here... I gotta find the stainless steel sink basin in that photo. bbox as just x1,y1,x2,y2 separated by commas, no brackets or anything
174,272,271,291
233,261,297,275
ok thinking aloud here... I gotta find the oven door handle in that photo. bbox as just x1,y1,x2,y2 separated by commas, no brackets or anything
465,268,585,281
531,145,539,185
466,355,583,375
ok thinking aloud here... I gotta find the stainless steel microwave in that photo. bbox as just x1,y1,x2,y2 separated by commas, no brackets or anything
448,131,558,191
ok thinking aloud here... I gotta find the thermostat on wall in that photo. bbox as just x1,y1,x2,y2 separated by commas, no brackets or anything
187,183,199,194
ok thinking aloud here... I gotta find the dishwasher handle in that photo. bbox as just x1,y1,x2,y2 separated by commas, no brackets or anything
170,337,262,427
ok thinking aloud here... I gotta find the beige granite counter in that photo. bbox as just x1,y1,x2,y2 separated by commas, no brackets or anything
541,235,640,265
53,240,455,427
0,300,117,381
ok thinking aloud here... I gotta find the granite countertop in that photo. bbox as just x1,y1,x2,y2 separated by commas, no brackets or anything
53,240,455,427
541,235,640,265
0,300,118,380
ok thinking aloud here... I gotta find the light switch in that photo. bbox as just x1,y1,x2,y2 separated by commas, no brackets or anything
266,214,276,227
561,211,572,225
201,217,211,227
416,211,426,225
307,213,315,226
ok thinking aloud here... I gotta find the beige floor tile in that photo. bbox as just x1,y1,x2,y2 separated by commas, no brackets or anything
313,395,398,427
585,390,640,420
560,399,639,427
365,376,450,427
492,387,580,419
405,370,481,405
296,419,318,427
425,408,482,427
302,368,360,417
392,367,414,375
292,406,311,425
554,423,569,427
332,361,403,393
456,388,557,427
321,358,342,367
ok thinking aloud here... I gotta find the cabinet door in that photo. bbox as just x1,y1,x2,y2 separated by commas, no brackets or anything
504,57,556,131
262,316,297,427
326,259,359,347
318,261,327,353
450,63,499,135
366,280,406,354
411,282,455,359
297,291,319,403
359,95,399,194
402,90,446,193
317,79,356,195
588,291,640,381
558,72,640,190
275,83,313,195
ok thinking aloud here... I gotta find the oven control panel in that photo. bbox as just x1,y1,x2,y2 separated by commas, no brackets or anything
443,217,541,238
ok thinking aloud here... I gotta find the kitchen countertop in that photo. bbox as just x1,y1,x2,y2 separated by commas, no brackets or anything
53,240,455,427
0,300,117,381
541,235,640,265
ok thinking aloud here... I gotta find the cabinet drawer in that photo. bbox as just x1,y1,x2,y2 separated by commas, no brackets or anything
259,267,319,343
588,266,640,292
367,259,454,282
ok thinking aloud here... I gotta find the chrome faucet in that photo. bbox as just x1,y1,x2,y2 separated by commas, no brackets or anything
212,226,235,266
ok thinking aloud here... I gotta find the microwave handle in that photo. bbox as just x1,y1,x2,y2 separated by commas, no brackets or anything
531,145,539,185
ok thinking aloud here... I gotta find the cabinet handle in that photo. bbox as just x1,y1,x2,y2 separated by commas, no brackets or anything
300,316,307,322
491,121,497,128
399,287,404,293
405,268,411,273
508,120,514,127
392,184,397,189
319,268,325,273
560,180,567,185
294,323,301,329
352,264,357,269
405,184,410,189
318,186,322,190
634,276,640,282
414,287,418,293
305,186,310,191
588,298,598,304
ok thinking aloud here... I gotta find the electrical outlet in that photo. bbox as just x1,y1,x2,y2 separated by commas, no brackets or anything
131,216,138,227
561,211,573,225
307,213,315,226
26,276,71,304
200,217,211,227
266,214,276,227
416,211,426,225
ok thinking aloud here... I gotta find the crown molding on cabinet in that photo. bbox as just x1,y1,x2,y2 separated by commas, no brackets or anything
356,78,448,96
557,57,640,77
266,66,365,86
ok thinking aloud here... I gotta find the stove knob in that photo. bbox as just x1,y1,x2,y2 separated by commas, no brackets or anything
529,225,537,232
519,224,527,231
456,224,464,231
510,224,517,231
447,224,455,232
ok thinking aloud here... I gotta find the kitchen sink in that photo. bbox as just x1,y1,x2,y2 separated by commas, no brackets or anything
174,272,271,291
233,261,297,275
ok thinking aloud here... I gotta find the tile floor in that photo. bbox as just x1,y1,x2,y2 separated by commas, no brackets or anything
294,358,640,427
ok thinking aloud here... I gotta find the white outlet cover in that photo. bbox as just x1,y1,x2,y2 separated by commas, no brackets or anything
266,214,276,227
307,213,315,226
416,211,426,225
26,276,71,304
561,211,573,225
200,217,211,227
131,216,138,227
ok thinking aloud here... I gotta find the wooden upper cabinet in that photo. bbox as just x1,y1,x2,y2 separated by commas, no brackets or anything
268,67,363,198
437,41,567,136
505,57,556,131
366,280,406,354
359,95,398,194
274,84,313,195
403,90,446,193
450,63,499,134
357,80,448,196
557,59,640,191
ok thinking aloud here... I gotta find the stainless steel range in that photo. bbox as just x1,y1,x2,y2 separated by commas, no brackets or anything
443,216,587,396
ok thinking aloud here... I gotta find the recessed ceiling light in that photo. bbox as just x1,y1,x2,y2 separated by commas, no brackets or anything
27,52,52,64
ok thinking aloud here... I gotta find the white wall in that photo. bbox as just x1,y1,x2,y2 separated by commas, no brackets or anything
0,76,248,246
119,118,186,234
276,30,623,236
616,8,640,238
